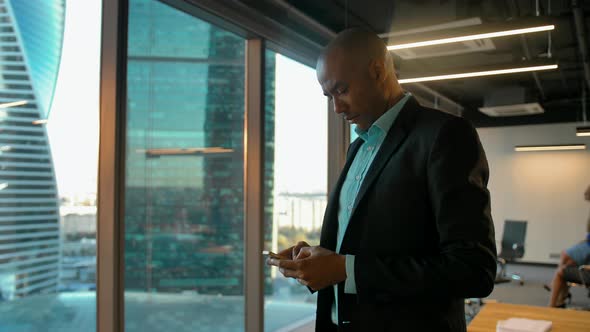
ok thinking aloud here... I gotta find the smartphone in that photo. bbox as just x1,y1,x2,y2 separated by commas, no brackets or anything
262,250,287,259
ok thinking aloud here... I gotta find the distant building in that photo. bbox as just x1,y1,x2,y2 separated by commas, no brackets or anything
124,0,275,295
0,0,64,300
59,206,96,292
276,192,327,231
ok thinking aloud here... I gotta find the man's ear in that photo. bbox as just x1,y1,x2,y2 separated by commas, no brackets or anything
369,59,386,83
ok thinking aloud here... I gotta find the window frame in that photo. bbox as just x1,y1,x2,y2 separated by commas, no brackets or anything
98,0,127,331
98,1,349,331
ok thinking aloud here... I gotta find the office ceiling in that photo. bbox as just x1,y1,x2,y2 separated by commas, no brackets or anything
236,0,590,127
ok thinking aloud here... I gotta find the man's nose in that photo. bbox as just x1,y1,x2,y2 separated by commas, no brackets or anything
333,98,346,114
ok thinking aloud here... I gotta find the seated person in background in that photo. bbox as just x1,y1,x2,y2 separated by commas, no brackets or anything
548,184,590,307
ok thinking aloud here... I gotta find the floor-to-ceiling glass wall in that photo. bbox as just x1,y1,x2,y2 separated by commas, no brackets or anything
0,0,100,330
125,0,247,330
263,50,328,332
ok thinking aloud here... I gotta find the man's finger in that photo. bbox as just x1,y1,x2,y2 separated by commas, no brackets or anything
296,241,309,247
278,259,299,270
295,246,312,260
268,258,300,271
280,268,300,278
267,258,282,267
293,241,310,257
277,246,294,260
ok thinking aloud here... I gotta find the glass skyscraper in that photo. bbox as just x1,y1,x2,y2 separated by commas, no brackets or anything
125,0,275,297
0,0,65,300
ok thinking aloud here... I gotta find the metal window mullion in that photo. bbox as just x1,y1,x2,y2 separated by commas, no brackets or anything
327,100,349,192
244,38,264,332
98,0,127,332
166,0,321,67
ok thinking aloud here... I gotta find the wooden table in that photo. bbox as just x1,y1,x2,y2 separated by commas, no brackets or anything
468,302,590,332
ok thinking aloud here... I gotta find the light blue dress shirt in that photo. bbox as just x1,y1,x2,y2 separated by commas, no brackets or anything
332,93,410,324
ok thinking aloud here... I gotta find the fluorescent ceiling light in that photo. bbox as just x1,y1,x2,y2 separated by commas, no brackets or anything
32,119,48,125
388,25,554,50
576,126,590,137
514,144,586,152
399,64,557,84
0,100,27,108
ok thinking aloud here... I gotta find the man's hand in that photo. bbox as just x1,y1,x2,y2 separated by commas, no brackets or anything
268,246,347,291
274,241,310,260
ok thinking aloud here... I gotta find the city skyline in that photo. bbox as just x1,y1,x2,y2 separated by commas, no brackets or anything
0,0,65,299
0,1,325,330
46,0,328,200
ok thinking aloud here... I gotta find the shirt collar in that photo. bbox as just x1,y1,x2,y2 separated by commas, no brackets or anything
355,92,411,142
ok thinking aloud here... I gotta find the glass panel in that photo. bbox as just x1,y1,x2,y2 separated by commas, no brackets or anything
0,0,100,331
263,51,328,331
125,1,245,331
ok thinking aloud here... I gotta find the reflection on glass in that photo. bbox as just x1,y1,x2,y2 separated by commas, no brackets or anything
264,51,328,332
125,0,247,331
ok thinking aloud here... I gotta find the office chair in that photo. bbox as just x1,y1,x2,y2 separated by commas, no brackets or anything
564,265,590,307
542,264,590,309
495,220,527,285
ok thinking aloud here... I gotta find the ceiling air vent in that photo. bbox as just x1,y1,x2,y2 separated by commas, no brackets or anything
384,17,496,60
478,103,544,117
393,38,495,60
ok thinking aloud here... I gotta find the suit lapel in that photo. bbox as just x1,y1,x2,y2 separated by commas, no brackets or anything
320,139,363,250
350,97,418,217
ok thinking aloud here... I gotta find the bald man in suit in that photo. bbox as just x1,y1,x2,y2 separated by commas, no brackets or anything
268,28,496,332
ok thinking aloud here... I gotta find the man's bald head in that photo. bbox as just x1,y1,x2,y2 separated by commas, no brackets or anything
315,28,404,131
318,28,394,77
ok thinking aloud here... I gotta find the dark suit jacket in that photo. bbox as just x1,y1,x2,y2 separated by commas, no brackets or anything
315,97,497,332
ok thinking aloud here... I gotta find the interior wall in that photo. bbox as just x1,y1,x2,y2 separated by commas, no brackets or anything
476,122,590,264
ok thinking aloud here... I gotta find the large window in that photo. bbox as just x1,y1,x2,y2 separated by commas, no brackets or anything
0,0,100,331
263,51,328,332
125,0,247,330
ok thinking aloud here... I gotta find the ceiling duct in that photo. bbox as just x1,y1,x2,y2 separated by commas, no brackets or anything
478,86,544,117
572,0,590,93
390,0,458,29
382,18,496,60
405,83,463,116
393,39,495,60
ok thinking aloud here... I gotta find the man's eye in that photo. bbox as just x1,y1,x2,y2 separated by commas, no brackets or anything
337,87,348,95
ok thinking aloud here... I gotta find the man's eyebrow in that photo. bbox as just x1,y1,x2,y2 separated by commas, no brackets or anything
323,81,345,96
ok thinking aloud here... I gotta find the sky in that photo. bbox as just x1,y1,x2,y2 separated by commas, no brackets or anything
46,0,328,198
47,0,101,198
273,55,328,194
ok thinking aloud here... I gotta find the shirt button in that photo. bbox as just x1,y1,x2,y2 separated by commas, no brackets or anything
367,146,374,151
355,175,361,181
348,204,353,210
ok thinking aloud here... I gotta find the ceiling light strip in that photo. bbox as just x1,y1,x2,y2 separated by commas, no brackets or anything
387,25,555,50
399,64,558,84
514,144,586,152
576,126,590,137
